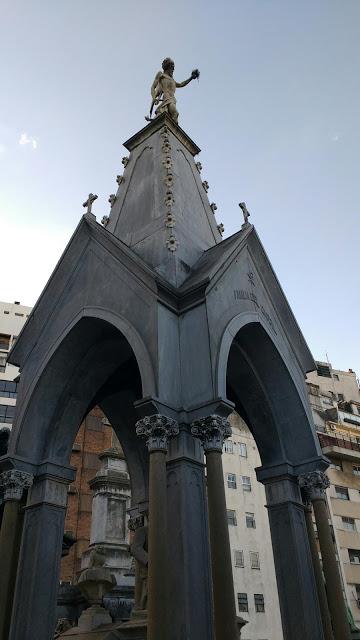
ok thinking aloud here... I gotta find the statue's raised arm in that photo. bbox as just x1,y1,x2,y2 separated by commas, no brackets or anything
146,58,200,124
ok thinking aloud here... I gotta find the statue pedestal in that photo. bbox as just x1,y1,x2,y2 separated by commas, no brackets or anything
104,618,147,640
77,605,113,632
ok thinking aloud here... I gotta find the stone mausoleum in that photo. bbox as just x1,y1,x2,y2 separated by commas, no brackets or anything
0,61,352,640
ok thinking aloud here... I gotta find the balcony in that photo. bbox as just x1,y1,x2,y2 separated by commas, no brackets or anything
318,433,360,463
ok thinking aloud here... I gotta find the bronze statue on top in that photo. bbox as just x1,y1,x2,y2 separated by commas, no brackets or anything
146,58,199,124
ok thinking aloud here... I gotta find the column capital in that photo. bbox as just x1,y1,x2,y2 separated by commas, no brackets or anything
128,514,145,531
191,415,232,452
299,470,330,501
136,414,179,452
0,469,33,502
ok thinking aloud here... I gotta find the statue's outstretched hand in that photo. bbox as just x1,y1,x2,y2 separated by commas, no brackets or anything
191,69,200,80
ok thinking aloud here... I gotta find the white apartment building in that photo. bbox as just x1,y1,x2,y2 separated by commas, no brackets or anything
0,300,31,429
307,361,360,629
225,413,283,640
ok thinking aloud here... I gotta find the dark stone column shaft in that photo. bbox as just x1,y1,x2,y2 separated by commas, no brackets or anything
262,475,325,640
0,500,24,640
299,470,351,640
312,497,350,640
206,450,238,640
191,414,238,640
147,449,168,640
136,414,179,640
303,503,334,640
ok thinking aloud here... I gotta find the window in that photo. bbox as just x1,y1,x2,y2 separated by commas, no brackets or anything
0,404,15,424
349,549,360,564
0,355,6,373
227,510,237,526
338,393,345,402
3,311,9,315
234,550,244,567
246,512,256,529
237,593,248,612
330,460,342,471
342,517,356,532
353,466,360,476
0,334,10,350
0,380,17,398
227,473,237,489
242,476,251,492
14,313,24,317
239,442,247,457
254,594,265,612
317,364,331,378
224,440,234,453
250,551,260,569
335,486,349,500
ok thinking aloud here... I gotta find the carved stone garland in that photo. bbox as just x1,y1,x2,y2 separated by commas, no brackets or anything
161,126,178,252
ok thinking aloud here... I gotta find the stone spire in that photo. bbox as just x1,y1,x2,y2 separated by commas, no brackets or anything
106,114,222,287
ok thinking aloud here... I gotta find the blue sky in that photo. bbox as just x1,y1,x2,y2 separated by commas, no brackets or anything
1,0,359,376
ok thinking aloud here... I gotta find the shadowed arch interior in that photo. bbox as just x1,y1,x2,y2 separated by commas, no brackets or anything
226,322,321,466
11,316,149,502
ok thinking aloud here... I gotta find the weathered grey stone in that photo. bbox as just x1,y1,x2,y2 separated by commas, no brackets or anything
2,113,329,640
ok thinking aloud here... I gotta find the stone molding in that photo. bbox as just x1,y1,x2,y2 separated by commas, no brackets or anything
298,470,330,501
136,414,179,452
0,469,33,502
191,415,232,453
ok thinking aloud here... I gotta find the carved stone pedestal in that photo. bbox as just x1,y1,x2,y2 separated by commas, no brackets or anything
104,619,147,640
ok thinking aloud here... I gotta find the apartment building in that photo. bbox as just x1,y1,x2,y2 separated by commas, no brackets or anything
0,300,31,430
307,361,360,629
225,413,283,640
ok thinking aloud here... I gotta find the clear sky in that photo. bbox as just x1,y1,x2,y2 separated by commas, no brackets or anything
1,0,359,376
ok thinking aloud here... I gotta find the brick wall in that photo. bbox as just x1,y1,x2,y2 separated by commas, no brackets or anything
60,406,112,582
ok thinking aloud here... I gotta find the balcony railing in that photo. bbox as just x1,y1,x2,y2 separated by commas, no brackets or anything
319,433,360,453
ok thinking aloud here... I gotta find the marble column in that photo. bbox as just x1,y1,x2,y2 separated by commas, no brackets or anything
191,415,238,640
136,414,179,640
299,471,351,640
8,468,73,640
0,470,33,640
301,494,334,640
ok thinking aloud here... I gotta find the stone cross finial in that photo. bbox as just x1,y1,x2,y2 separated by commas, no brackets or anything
299,470,330,501
239,202,250,226
191,415,232,452
0,469,33,502
136,414,179,452
83,193,98,214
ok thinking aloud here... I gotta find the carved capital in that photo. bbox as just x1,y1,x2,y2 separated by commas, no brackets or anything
191,415,232,453
0,470,33,502
299,470,330,501
136,414,179,452
128,514,144,531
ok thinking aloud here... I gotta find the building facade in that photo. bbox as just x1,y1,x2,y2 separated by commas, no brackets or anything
225,413,284,640
0,300,31,430
307,361,360,629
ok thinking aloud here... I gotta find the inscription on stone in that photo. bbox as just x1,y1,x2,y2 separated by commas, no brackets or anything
233,289,277,334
